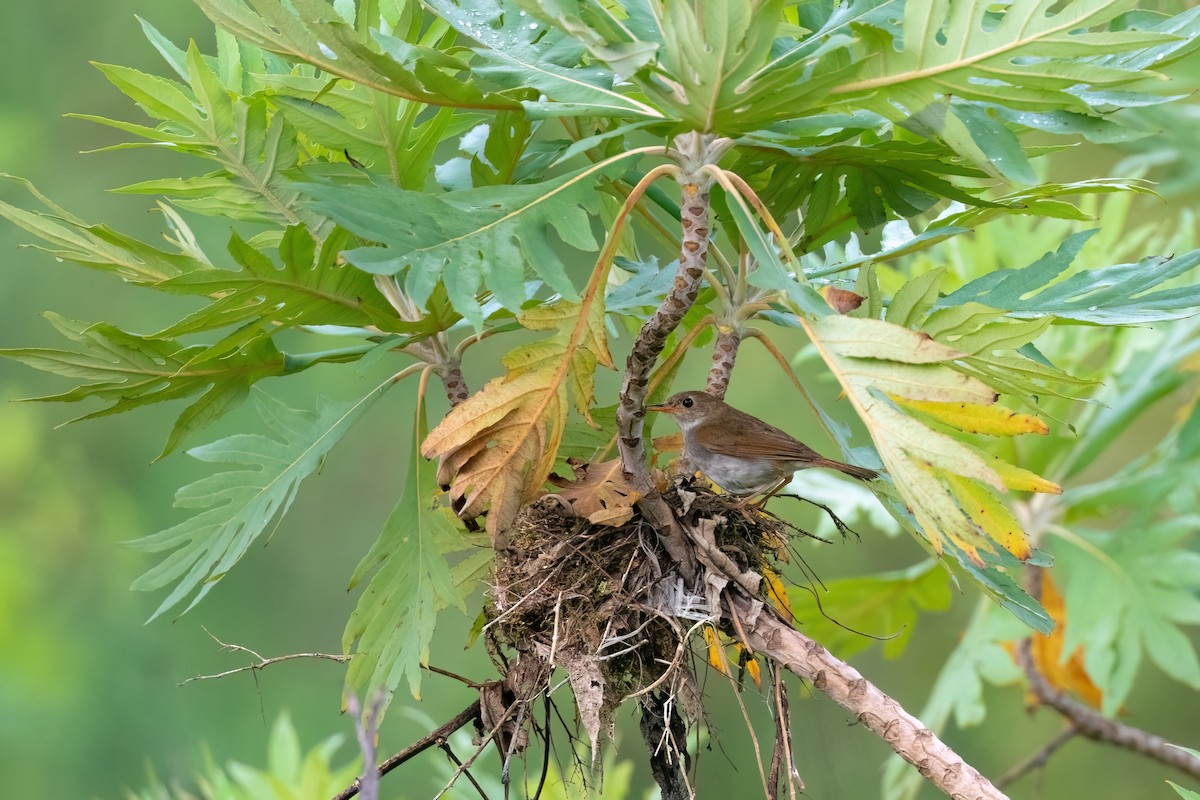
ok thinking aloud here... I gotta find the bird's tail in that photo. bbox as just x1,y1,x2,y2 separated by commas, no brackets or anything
819,459,878,482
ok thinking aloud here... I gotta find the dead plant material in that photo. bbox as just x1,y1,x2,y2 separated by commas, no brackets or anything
485,480,798,763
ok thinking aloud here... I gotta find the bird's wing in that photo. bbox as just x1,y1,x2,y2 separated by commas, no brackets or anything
692,412,822,462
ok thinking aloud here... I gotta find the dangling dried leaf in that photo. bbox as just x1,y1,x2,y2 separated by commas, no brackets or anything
422,261,613,540
547,458,642,527
1027,573,1104,709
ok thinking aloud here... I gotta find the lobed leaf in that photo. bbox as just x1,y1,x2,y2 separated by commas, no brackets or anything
343,406,477,707
152,226,422,338
303,153,641,325
130,384,393,620
0,314,287,457
943,229,1200,324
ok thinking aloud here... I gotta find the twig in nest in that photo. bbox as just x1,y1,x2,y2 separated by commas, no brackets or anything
180,627,349,686
769,666,801,800
438,740,490,800
773,493,861,540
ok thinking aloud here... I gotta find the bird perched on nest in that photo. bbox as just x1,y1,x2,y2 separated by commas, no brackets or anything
649,390,878,500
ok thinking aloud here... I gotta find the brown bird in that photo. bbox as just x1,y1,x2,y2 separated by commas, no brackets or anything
649,391,878,498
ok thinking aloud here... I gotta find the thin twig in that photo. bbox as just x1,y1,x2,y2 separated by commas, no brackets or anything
994,724,1078,789
331,700,482,800
180,628,349,686
433,700,521,800
1016,571,1200,781
438,741,491,800
425,664,484,689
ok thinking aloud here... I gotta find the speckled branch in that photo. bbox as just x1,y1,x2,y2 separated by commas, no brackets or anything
705,327,741,400
436,359,469,407
617,145,716,490
1015,571,1200,781
616,133,731,577
733,595,1009,800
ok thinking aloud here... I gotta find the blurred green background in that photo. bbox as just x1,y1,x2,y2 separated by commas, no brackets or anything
1,2,1198,799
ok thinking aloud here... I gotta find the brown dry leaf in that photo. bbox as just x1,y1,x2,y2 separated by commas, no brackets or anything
422,270,613,540
820,285,866,314
547,458,641,527
1026,573,1104,709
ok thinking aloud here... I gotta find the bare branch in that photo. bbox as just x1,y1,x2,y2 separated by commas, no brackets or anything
179,628,349,686
1012,570,1200,782
994,724,1078,789
331,700,482,800
616,132,733,577
731,596,1010,800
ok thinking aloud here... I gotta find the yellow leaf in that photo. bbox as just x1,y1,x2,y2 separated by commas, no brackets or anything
734,643,762,689
703,626,730,677
893,397,1050,436
943,473,1032,560
761,567,792,618
976,449,1063,494
422,260,613,539
1029,573,1103,709
547,458,640,527
801,313,1057,564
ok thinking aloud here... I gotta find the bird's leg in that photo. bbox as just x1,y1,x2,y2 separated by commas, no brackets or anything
732,477,791,515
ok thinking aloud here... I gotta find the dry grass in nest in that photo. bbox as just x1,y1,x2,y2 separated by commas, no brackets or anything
483,481,798,753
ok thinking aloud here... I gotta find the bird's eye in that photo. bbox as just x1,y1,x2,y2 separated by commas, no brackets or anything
681,397,694,408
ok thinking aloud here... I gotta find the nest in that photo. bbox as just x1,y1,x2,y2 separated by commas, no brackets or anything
482,480,799,756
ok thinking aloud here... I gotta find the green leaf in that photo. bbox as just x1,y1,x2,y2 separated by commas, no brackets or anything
0,176,209,284
343,404,474,706
428,0,666,121
86,43,324,231
258,72,462,190
1056,520,1200,714
1059,320,1200,479
153,227,425,338
943,229,1200,324
301,152,642,324
129,383,392,620
0,314,287,457
789,561,952,660
839,0,1200,173
192,0,509,110
1168,782,1200,800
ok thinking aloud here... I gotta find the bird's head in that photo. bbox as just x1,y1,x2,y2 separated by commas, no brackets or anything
647,390,721,430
